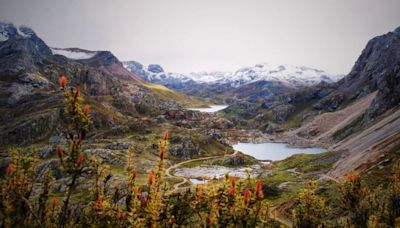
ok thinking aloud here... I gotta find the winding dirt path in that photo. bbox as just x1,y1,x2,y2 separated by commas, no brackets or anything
166,151,240,192
166,151,339,227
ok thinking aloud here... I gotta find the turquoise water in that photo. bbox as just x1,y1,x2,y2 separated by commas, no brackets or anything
233,142,326,161
188,105,228,113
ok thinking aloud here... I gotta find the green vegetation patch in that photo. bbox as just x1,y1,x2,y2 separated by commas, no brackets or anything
272,151,339,173
332,114,364,141
138,82,209,108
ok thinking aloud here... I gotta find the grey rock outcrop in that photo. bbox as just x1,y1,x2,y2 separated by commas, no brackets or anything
271,104,295,123
148,64,164,73
169,137,200,160
36,159,62,180
123,61,146,77
313,93,344,112
37,145,54,159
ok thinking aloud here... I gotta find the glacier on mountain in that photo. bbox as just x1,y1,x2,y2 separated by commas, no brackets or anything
50,48,97,60
123,61,343,88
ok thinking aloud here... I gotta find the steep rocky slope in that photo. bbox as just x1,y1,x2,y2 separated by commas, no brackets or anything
329,107,400,177
280,91,377,147
0,23,232,179
275,26,400,177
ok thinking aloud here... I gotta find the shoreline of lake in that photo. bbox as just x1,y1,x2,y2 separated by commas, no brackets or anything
232,142,326,161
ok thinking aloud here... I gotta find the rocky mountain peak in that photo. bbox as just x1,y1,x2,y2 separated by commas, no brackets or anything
393,26,400,34
0,22,38,39
148,64,164,73
339,25,400,97
0,22,17,41
79,50,118,66
0,23,51,55
123,61,146,78
17,25,37,38
50,47,97,60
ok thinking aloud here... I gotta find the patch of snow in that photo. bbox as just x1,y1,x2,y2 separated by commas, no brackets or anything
124,60,344,87
17,26,34,38
0,32,8,42
50,48,97,60
168,63,344,87
188,105,228,113
0,24,9,42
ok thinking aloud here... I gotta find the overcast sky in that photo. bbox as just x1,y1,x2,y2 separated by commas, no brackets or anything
1,0,399,74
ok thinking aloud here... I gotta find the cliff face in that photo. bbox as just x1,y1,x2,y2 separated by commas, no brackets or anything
0,23,181,146
0,22,228,165
0,23,124,145
336,27,400,123
365,61,400,121
338,27,400,96
263,26,400,177
318,27,400,177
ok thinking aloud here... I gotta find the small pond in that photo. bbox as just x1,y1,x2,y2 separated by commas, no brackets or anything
188,105,228,113
233,142,326,161
175,165,261,181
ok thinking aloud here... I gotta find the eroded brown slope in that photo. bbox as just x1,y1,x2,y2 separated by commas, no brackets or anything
328,107,400,177
281,92,377,147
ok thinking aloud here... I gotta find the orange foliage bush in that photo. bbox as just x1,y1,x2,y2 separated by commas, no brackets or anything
0,75,273,227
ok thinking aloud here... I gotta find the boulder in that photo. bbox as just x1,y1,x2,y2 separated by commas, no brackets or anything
222,156,247,166
36,159,62,180
204,129,227,145
37,145,54,159
169,137,200,160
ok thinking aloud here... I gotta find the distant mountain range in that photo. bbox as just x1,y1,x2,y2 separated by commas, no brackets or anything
125,25,400,177
1,20,400,180
123,61,343,92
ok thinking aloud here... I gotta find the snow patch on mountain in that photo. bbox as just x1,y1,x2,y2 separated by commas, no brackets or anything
51,48,97,60
0,23,37,41
229,63,340,86
123,61,343,88
0,23,10,42
123,61,194,83
189,71,233,83
170,63,342,87
17,26,35,38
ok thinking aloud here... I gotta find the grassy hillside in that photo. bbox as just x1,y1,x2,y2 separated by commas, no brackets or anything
139,82,210,108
